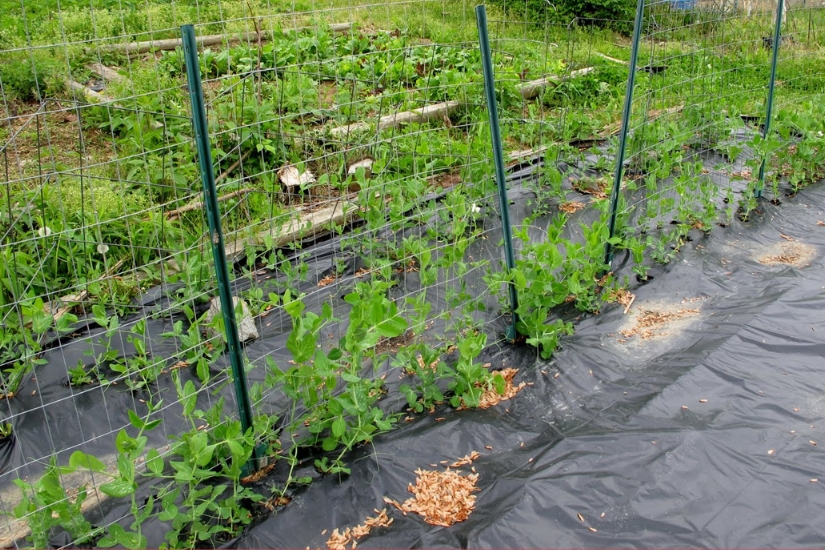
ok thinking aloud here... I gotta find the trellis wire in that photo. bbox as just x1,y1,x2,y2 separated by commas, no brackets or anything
0,0,824,546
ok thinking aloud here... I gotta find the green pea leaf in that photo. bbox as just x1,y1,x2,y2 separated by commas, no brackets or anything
99,479,136,498
331,416,346,438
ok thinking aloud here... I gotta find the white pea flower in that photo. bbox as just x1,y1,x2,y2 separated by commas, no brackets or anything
37,226,52,237
470,203,481,214
97,243,110,254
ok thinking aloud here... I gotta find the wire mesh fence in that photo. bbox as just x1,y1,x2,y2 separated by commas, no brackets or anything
1,0,824,546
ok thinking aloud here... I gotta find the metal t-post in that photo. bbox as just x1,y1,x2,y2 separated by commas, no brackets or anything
181,24,259,472
756,0,785,198
475,5,519,342
604,0,646,268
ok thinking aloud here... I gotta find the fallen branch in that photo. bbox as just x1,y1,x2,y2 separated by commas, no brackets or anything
518,67,595,100
329,100,461,138
166,187,256,220
623,294,636,315
328,67,594,137
98,22,353,54
216,150,251,184
593,52,629,66
65,80,110,104
86,63,125,83
65,79,164,129
224,201,356,260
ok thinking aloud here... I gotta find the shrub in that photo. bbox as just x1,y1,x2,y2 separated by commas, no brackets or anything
0,52,65,102
491,0,636,31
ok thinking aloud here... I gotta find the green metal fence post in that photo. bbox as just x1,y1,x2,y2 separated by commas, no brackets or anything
181,24,259,472
475,5,519,342
756,0,785,198
604,0,646,268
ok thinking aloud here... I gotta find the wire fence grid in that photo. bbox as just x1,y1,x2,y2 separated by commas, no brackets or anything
0,0,824,546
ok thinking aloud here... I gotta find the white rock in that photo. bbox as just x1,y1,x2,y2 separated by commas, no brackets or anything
278,165,316,189
347,157,374,177
204,296,258,342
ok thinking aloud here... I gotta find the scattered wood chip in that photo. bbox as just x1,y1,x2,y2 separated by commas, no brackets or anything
620,308,700,339
260,494,291,511
757,241,815,267
767,449,775,455
779,233,795,241
794,407,800,412
577,513,585,522
699,399,708,403
817,221,825,226
588,526,598,532
240,457,278,483
472,368,527,409
484,445,493,450
681,405,689,410
600,512,605,518
811,478,819,482
326,508,393,550
318,274,337,287
810,440,818,446
605,288,635,313
559,201,586,214
450,451,480,468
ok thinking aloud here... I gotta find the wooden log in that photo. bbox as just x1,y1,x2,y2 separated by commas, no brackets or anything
86,63,125,83
518,67,595,100
329,100,461,138
224,201,356,261
99,22,353,54
65,80,111,104
593,52,629,66
65,79,164,129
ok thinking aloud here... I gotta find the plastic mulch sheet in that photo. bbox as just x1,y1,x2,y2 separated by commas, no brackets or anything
2,157,825,548
239,185,825,548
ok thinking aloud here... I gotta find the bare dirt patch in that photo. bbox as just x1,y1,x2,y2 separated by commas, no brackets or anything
618,300,703,341
756,240,815,267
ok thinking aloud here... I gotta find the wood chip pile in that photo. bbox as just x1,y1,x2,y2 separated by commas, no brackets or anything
384,466,480,527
